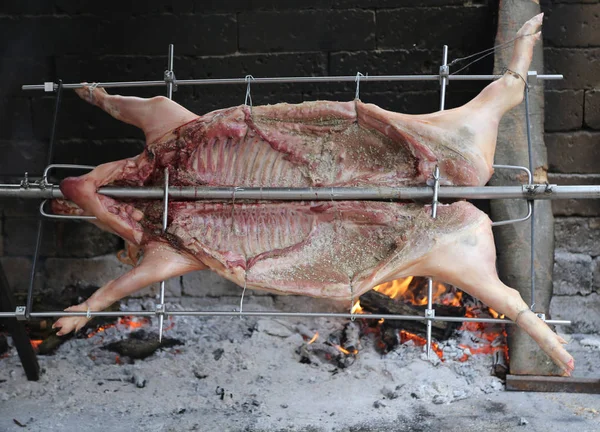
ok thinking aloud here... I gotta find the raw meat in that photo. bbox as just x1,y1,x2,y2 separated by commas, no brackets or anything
51,14,574,375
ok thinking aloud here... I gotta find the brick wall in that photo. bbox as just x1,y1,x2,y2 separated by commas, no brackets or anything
0,1,597,332
541,0,600,333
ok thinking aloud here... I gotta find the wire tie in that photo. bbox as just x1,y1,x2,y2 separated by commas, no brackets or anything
244,75,255,109
355,72,366,100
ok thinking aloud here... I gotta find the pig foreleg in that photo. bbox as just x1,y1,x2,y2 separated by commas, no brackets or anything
52,241,205,336
75,85,198,144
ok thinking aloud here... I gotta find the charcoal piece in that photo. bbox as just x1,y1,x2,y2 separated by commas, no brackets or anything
37,334,70,355
103,330,183,360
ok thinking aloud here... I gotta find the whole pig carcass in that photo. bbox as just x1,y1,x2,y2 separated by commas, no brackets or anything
51,15,573,375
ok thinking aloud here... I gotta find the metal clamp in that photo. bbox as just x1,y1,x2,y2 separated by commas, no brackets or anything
20,172,30,189
15,306,27,321
164,70,177,92
536,313,546,322
155,303,165,315
439,65,449,85
527,70,538,87
44,82,55,92
425,309,435,319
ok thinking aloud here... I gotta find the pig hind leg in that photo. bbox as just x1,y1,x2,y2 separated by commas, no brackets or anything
75,85,198,143
52,241,205,336
407,219,574,376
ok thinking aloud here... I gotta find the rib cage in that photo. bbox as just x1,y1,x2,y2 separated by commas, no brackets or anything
190,133,309,187
170,202,315,261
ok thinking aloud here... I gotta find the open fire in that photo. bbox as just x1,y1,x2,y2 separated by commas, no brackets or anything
349,277,508,363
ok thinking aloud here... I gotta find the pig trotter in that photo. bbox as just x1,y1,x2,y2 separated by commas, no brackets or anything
514,308,575,376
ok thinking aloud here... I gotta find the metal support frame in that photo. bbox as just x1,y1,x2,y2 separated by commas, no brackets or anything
3,43,583,343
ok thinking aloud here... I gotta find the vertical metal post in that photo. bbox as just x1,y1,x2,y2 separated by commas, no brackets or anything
426,45,449,358
166,44,174,100
524,85,536,311
158,45,174,341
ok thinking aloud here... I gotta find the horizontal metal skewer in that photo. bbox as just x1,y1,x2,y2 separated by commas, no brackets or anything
1,184,599,200
0,309,571,325
22,73,564,92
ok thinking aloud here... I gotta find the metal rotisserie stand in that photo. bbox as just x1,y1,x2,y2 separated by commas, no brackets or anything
0,44,598,391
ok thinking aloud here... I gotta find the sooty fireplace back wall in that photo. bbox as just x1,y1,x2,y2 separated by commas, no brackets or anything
0,1,598,339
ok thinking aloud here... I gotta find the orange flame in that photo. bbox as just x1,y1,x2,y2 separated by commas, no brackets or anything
307,332,319,345
351,301,363,314
334,344,357,355
30,340,43,349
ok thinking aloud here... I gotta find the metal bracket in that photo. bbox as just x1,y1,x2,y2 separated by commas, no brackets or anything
39,164,97,220
44,82,55,92
425,309,435,319
155,303,165,315
439,65,449,85
164,70,177,93
527,70,538,87
536,313,546,322
490,164,533,227
15,306,26,321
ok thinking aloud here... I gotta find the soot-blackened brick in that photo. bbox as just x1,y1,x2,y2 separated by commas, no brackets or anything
585,90,600,129
0,1,54,15
239,10,376,52
190,52,328,80
544,90,584,131
196,0,333,12
54,139,145,166
0,140,48,178
544,48,600,90
544,3,600,47
4,218,121,258
546,131,600,174
32,94,144,141
0,98,34,140
55,55,195,84
334,0,466,7
54,0,194,14
376,7,494,53
97,15,237,56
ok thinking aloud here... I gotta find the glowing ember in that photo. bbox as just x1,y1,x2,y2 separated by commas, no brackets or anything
30,340,43,349
307,332,319,345
118,316,149,329
399,330,444,359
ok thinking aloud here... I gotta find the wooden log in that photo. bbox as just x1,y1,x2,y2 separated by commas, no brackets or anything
491,0,562,376
358,290,465,340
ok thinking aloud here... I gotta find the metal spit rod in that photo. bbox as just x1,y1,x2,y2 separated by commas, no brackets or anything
2,184,600,201
0,309,571,325
22,73,563,92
